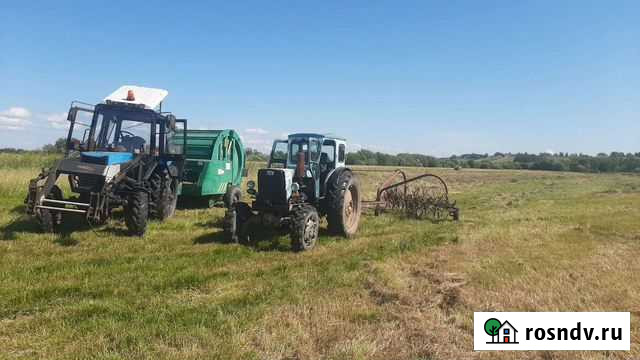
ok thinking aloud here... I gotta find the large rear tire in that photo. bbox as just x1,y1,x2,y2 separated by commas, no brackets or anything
326,171,362,237
38,185,63,233
290,205,319,252
124,190,149,236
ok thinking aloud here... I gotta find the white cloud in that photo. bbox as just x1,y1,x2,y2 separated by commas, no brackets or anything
239,128,275,153
0,107,32,130
348,143,363,152
245,128,269,135
46,112,68,129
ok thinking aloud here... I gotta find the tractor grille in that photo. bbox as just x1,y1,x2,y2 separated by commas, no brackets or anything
257,169,288,206
75,174,104,193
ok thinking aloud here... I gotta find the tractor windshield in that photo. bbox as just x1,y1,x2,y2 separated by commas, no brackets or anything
289,137,321,164
94,107,152,153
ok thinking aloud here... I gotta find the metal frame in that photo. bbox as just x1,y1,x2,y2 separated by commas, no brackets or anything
361,169,459,221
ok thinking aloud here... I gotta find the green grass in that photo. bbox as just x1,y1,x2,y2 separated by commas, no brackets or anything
0,153,639,359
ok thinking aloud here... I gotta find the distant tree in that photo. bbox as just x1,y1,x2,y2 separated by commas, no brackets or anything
41,137,67,153
245,147,269,161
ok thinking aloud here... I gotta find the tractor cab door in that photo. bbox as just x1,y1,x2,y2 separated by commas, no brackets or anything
335,140,347,168
268,140,288,168
65,104,95,156
320,139,337,186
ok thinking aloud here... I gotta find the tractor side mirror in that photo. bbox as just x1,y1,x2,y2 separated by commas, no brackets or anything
67,108,77,122
168,115,177,131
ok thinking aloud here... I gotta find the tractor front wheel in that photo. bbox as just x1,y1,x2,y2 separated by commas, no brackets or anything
290,205,320,252
124,190,149,236
38,185,64,233
223,185,242,208
223,202,252,243
326,171,362,237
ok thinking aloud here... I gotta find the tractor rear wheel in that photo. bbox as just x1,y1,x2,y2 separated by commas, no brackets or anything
290,205,320,252
326,171,362,237
150,171,177,221
124,190,149,236
38,185,64,233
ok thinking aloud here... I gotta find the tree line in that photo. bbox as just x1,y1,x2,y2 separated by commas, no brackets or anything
4,139,640,174
345,149,640,173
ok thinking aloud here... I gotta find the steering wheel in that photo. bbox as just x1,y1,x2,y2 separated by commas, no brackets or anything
119,130,136,139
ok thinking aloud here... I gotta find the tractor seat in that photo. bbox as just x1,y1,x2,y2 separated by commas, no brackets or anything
117,136,146,153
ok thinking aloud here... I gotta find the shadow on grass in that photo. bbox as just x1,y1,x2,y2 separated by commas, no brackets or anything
192,225,297,252
177,197,224,210
1,216,40,240
251,228,342,252
1,215,85,246
54,234,79,246
193,230,228,244
1,212,133,242
9,204,26,214
193,217,225,229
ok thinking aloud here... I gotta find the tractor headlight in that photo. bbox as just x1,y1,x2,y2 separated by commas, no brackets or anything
291,182,300,193
247,180,256,189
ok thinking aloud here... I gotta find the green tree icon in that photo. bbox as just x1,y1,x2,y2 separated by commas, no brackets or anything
484,318,501,343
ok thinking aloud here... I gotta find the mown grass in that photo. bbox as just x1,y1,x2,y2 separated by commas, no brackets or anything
0,153,638,359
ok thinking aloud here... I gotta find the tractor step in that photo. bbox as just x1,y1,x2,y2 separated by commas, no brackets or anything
42,198,90,207
36,205,88,214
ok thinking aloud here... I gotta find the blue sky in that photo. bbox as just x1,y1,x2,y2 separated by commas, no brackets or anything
1,1,638,156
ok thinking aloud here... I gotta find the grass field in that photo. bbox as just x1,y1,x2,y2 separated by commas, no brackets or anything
1,154,638,359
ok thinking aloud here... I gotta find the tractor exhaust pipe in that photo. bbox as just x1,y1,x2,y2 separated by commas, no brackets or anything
296,151,305,178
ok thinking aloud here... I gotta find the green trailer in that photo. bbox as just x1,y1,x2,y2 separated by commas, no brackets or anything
172,129,246,207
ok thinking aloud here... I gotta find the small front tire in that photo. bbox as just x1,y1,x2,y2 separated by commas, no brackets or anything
223,185,242,208
290,205,320,252
223,202,252,243
124,190,149,236
37,185,64,233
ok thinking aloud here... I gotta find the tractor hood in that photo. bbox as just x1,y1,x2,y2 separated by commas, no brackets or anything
81,151,134,165
256,168,294,207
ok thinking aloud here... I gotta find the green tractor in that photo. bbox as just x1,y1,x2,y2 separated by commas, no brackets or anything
25,86,187,236
224,133,362,251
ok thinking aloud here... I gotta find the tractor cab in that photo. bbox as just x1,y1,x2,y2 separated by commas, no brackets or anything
26,85,188,236
250,133,348,210
227,132,360,251
64,86,186,164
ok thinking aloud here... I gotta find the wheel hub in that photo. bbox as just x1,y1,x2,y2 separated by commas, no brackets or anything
304,217,318,246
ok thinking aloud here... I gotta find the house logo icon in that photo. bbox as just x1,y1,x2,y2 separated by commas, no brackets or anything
484,318,519,344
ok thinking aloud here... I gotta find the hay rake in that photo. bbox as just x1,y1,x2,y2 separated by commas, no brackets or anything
361,169,459,221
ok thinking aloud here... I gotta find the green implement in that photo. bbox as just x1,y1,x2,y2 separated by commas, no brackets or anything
172,129,246,207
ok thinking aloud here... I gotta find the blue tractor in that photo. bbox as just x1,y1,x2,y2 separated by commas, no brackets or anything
25,86,187,236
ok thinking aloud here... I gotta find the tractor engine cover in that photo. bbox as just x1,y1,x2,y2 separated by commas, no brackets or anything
256,168,293,207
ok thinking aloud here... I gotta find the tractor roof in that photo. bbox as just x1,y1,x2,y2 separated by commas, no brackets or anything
288,133,346,141
104,85,168,110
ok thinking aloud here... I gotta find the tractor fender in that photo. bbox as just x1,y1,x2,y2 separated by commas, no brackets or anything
322,167,353,196
142,162,158,180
